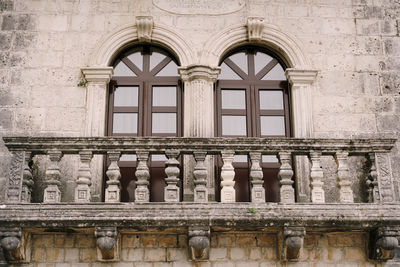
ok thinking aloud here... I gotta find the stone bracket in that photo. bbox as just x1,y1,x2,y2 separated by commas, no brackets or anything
188,225,210,261
369,226,400,261
279,226,305,261
136,16,153,42
94,227,119,261
247,17,264,41
0,228,30,263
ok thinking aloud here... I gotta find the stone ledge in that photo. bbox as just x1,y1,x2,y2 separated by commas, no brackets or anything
0,203,400,230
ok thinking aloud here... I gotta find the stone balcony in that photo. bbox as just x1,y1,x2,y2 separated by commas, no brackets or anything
1,137,400,262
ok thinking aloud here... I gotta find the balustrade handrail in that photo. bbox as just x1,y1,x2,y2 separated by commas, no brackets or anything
3,136,396,154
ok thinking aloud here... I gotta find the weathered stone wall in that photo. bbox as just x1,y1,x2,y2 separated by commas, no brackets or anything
8,231,390,267
0,1,398,200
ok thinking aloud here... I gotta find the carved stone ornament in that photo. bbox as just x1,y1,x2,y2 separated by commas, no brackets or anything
136,16,153,42
0,228,27,262
280,226,306,261
178,65,221,82
247,17,265,41
95,227,119,261
6,151,24,203
369,226,399,261
188,226,210,261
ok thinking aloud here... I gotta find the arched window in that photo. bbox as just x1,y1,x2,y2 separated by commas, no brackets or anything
107,45,182,202
216,47,291,202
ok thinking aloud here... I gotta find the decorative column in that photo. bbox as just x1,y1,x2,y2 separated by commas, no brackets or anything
21,151,33,203
334,151,354,203
44,150,63,203
105,151,121,203
278,152,295,203
178,65,220,201
220,151,235,203
5,151,25,203
249,152,265,203
193,151,208,202
285,69,318,202
366,152,379,203
95,227,119,261
374,153,396,203
75,150,93,203
164,150,180,202
134,151,150,203
309,151,325,203
81,67,113,202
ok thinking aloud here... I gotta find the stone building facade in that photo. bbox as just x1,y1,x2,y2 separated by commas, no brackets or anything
0,0,400,266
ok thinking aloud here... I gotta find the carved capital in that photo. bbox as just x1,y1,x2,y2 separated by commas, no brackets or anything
81,67,114,83
178,65,221,82
369,226,400,261
188,226,210,261
136,16,153,42
95,227,119,261
280,226,306,261
247,17,264,41
0,228,26,262
285,69,318,85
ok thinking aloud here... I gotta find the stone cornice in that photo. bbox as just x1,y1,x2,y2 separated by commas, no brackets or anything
81,67,114,83
178,65,221,82
285,68,318,85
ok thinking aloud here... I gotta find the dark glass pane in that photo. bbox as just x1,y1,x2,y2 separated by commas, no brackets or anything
229,52,248,74
260,116,285,136
153,86,176,107
262,63,286,80
222,115,247,136
113,113,138,134
219,62,242,80
259,90,284,110
152,113,176,134
114,61,136,76
114,86,139,107
221,89,246,109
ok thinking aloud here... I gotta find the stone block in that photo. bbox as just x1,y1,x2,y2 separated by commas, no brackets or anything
64,248,79,262
377,115,400,132
159,235,177,247
356,19,380,35
235,234,256,247
44,107,85,133
327,247,344,261
177,234,187,248
344,247,366,260
45,248,64,262
381,72,400,94
38,15,68,32
167,248,186,261
248,247,262,260
141,235,158,247
122,235,140,248
1,14,35,30
0,32,12,50
0,0,13,12
257,234,276,247
217,234,235,247
311,6,337,17
143,248,166,262
79,248,96,262
33,235,54,248
75,235,96,248
229,248,246,260
121,248,143,262
209,248,227,260
0,109,13,130
13,32,36,51
381,20,398,36
321,18,355,35
384,38,400,56
262,247,276,260
54,264,70,267
32,247,45,262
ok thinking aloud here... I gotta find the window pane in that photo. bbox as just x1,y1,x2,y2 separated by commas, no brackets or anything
114,61,136,76
262,155,279,163
222,115,247,136
254,51,273,75
260,116,285,136
152,113,176,133
259,90,284,110
113,113,138,134
229,52,248,74
155,60,179,76
153,86,176,107
114,86,139,107
120,154,137,161
219,62,242,80
221,89,246,109
127,52,143,71
150,51,166,71
262,64,286,80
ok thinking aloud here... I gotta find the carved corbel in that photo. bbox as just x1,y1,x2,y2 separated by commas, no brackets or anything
247,17,264,41
136,16,153,42
369,226,399,260
188,226,210,261
94,227,119,261
279,226,305,261
0,228,29,262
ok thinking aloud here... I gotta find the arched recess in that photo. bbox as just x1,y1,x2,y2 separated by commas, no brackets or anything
90,22,196,67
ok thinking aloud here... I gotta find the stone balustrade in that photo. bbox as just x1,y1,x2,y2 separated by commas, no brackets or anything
3,136,396,205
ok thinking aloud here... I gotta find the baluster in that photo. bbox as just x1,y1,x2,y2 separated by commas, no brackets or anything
220,151,235,203
249,152,265,203
335,151,354,203
105,151,121,203
75,150,93,203
309,151,325,203
164,150,180,202
193,151,208,202
135,151,150,203
278,152,295,203
44,150,63,203
367,152,379,203
21,151,33,203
